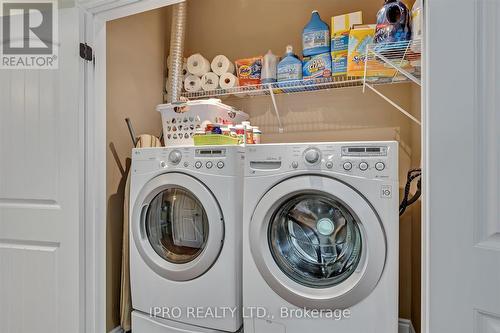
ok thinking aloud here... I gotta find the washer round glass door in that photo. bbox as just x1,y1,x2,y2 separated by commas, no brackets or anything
132,173,224,281
250,175,386,309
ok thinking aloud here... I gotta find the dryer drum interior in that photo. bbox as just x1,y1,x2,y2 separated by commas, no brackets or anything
268,193,363,289
145,186,209,264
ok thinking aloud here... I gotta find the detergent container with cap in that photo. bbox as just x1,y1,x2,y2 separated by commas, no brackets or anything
374,0,411,44
302,10,330,56
277,45,302,82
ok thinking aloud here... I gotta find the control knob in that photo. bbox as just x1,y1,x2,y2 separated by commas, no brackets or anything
168,150,182,165
304,148,321,165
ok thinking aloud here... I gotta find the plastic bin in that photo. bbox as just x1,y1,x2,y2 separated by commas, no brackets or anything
157,99,249,146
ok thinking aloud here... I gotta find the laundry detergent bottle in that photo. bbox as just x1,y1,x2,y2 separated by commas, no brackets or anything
277,45,302,82
374,0,412,44
302,10,330,56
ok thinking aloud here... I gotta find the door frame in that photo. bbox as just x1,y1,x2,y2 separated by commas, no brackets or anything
79,1,184,332
80,1,429,333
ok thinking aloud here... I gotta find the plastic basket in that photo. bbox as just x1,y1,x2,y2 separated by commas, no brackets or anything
193,134,240,146
157,98,249,146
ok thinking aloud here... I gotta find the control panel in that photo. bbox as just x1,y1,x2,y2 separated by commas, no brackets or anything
246,142,397,180
132,146,243,176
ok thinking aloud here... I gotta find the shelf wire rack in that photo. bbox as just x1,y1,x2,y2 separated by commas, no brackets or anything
181,76,364,100
363,39,422,125
178,39,423,131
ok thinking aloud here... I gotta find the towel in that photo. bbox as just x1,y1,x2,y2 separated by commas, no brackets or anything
120,134,162,332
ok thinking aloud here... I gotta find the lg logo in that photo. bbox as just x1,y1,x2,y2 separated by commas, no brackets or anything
1,0,58,69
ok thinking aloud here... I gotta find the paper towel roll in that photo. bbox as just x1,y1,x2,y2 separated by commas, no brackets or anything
184,75,202,92
201,72,220,91
211,55,235,76
187,54,210,77
219,72,239,89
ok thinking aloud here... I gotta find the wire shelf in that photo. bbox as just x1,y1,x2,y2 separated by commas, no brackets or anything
365,39,422,86
181,76,364,100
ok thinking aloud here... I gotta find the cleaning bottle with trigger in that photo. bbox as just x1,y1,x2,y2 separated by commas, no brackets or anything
302,10,330,56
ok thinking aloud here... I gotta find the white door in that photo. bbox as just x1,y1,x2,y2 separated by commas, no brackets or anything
425,0,500,331
0,6,85,333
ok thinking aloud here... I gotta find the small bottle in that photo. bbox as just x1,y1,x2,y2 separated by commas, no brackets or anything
241,121,253,144
235,124,245,144
261,50,278,84
253,127,262,144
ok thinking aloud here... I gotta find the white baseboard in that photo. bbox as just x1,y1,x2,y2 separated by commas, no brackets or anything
399,318,416,333
109,326,124,333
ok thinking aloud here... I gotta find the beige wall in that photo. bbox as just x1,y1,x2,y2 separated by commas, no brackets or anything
106,0,421,330
106,7,171,331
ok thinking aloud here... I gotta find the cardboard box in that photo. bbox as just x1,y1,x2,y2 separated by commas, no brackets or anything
347,24,376,77
303,52,332,80
331,11,363,76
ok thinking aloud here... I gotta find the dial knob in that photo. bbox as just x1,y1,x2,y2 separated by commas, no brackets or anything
195,161,202,169
326,161,334,169
206,161,213,169
343,162,353,171
359,162,369,171
304,148,321,164
168,150,182,165
217,161,224,169
375,162,385,171
292,161,299,169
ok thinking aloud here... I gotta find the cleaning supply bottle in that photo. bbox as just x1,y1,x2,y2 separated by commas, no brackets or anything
374,0,411,44
302,10,330,57
277,45,302,82
261,50,278,84
411,0,422,51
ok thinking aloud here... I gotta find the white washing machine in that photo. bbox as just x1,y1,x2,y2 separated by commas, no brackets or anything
242,142,399,333
130,146,244,333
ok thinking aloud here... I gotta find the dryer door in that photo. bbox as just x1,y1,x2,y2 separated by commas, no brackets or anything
132,173,224,281
250,175,386,309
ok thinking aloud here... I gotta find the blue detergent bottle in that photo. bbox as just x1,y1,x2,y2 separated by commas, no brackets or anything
277,45,303,93
302,10,330,57
277,45,302,82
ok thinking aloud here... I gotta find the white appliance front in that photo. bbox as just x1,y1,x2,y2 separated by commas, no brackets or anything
130,146,244,333
242,142,399,333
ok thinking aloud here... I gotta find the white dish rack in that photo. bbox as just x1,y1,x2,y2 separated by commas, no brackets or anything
157,99,249,146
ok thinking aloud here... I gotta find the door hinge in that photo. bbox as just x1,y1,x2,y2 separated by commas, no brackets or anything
80,43,93,62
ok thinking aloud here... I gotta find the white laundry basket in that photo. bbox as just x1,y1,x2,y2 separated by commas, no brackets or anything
157,99,249,146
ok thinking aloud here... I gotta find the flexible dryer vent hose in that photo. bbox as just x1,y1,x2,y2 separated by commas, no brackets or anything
168,1,187,103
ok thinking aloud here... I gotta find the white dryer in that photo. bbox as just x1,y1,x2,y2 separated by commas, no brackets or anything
130,146,244,333
242,142,399,333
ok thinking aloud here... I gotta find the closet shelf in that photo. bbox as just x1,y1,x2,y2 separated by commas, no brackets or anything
181,76,364,100
364,39,422,86
363,39,422,126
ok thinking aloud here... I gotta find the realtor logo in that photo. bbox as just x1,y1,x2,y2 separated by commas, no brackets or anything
1,0,58,69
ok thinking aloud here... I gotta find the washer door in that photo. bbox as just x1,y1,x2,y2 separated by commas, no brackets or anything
132,173,224,281
250,175,386,309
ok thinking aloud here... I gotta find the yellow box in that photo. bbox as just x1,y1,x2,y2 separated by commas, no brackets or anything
331,11,363,38
331,11,363,76
347,25,376,77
